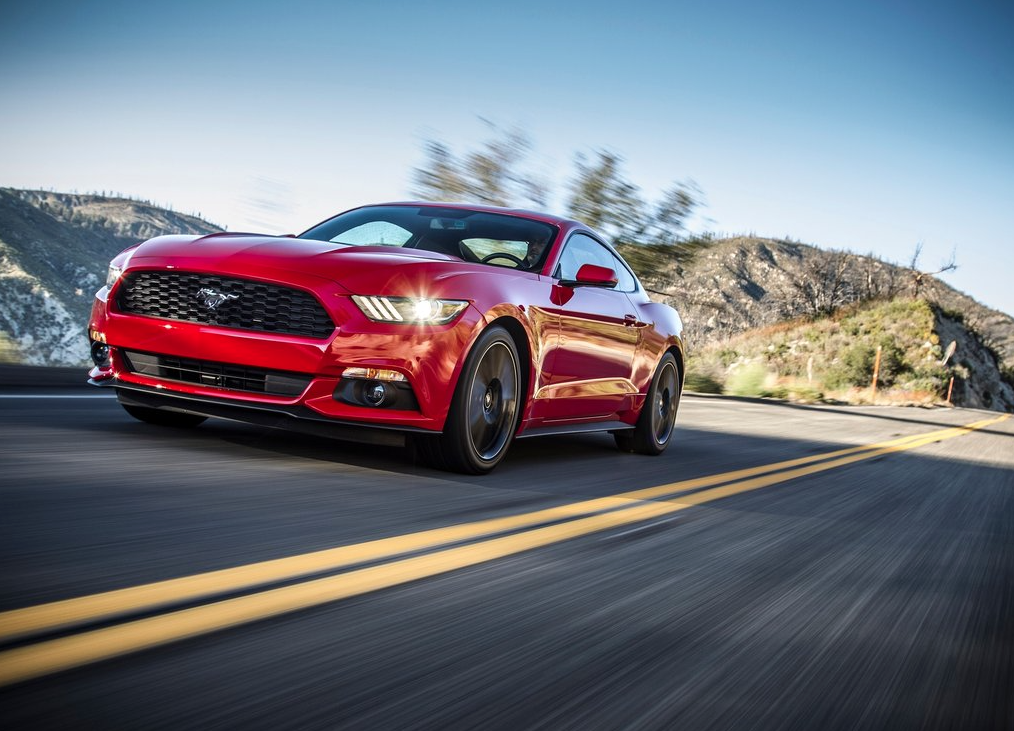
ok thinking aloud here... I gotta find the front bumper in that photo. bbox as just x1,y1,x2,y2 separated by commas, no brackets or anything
88,282,484,433
97,379,421,446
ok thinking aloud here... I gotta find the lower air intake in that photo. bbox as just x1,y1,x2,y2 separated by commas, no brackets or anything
122,351,312,397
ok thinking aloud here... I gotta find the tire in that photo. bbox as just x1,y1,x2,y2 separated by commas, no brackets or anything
417,325,522,474
121,403,207,428
615,353,680,455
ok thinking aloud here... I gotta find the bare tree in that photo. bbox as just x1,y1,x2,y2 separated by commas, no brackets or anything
786,250,857,317
908,243,957,298
857,251,899,302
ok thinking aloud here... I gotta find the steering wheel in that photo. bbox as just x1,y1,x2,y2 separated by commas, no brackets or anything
456,241,481,263
480,252,525,267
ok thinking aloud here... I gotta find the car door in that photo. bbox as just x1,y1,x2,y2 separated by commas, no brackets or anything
533,233,641,421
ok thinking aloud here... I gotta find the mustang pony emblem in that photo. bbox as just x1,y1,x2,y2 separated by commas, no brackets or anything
196,287,239,311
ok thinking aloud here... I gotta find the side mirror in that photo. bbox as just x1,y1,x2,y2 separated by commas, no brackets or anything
561,263,618,288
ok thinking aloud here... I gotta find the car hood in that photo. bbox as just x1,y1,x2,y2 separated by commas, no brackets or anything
125,232,497,296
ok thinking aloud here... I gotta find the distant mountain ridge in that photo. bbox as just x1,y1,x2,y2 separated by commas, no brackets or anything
0,189,1010,413
625,236,1014,369
0,188,220,365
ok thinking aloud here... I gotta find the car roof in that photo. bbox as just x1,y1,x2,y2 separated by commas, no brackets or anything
363,201,582,229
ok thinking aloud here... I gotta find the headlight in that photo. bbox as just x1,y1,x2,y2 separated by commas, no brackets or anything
106,264,123,288
352,295,468,324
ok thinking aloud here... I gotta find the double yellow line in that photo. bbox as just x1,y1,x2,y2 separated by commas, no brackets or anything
0,414,1006,687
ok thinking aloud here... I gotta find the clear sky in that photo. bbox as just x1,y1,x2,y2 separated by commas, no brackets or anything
2,0,1012,314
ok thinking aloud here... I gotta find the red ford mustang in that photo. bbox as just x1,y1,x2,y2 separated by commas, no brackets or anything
87,203,685,473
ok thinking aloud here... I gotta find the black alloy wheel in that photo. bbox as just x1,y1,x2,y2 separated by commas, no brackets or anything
615,353,680,455
417,325,521,474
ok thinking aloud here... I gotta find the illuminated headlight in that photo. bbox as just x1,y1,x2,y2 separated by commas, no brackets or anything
352,295,468,324
106,263,123,288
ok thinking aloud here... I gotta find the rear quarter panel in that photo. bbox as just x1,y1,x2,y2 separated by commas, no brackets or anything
630,299,685,398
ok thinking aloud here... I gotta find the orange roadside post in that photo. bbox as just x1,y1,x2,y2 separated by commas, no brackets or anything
871,345,882,400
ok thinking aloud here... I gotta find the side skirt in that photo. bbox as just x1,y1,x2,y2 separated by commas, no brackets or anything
517,420,634,439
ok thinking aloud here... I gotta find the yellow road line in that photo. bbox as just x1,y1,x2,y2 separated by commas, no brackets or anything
0,420,976,643
0,413,1005,687
0,416,1004,643
668,415,1007,508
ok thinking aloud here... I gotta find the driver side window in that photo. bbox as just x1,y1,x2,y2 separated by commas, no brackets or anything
554,234,638,292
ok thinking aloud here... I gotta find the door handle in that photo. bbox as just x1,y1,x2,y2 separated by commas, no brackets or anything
623,314,638,327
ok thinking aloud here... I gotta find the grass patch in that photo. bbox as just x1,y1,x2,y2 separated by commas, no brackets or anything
684,371,723,394
726,361,772,397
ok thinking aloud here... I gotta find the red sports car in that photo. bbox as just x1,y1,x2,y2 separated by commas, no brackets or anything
87,203,685,473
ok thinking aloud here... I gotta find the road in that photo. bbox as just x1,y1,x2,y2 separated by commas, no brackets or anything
0,381,1012,730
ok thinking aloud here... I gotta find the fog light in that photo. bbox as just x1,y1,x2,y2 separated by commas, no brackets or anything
90,340,110,367
341,367,407,382
363,381,387,406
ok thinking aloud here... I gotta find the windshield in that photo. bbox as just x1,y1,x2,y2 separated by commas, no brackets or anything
299,206,558,272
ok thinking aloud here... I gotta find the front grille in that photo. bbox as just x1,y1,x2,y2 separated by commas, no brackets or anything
116,271,335,339
122,350,312,397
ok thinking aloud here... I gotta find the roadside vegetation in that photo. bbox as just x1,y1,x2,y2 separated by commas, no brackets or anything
0,331,20,363
685,298,955,406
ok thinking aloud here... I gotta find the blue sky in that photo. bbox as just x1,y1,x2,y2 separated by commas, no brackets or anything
2,0,1012,314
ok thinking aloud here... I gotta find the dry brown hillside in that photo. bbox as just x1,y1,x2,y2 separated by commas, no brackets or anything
627,236,1014,369
686,298,1013,411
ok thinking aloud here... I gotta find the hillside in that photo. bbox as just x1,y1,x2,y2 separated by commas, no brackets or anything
623,236,1014,369
685,298,1014,411
0,188,220,365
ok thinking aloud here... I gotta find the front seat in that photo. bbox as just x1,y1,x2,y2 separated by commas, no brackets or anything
414,233,469,260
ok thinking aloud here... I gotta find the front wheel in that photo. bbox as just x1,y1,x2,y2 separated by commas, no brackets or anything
121,403,207,428
416,326,521,474
615,353,680,455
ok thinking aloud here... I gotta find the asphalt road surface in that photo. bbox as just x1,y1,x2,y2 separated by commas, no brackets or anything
1,380,1012,730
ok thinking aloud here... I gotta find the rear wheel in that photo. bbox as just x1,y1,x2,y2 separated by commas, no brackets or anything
121,403,207,428
615,353,680,455
417,326,521,474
